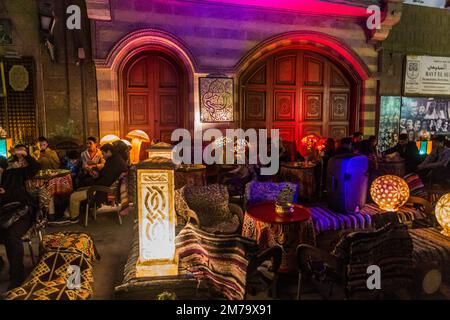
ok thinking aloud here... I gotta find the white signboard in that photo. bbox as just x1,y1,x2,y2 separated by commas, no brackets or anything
404,55,450,96
404,0,449,9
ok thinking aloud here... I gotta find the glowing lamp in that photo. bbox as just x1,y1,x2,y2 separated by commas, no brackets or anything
416,140,433,155
100,134,120,145
135,158,178,277
435,193,450,237
121,139,132,148
126,130,150,164
315,138,327,152
299,134,320,157
0,138,12,158
370,175,410,212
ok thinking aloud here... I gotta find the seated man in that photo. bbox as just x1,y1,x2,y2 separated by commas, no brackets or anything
351,131,363,153
32,136,60,170
55,144,128,224
0,144,41,289
384,133,421,174
77,136,105,187
417,135,450,186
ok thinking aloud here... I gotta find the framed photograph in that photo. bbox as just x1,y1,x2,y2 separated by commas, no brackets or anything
0,62,6,97
199,77,234,123
379,96,401,152
0,19,12,45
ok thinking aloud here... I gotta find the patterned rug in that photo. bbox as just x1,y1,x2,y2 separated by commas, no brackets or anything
3,232,98,300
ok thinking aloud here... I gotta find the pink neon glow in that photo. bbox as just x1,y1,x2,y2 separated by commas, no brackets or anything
200,0,370,17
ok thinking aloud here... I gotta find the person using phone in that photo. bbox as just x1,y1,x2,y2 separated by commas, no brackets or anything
32,136,60,170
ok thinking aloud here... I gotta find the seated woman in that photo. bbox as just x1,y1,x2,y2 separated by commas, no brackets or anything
32,136,60,170
0,144,41,289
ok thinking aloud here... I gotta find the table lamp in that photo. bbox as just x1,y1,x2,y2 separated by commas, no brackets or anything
100,134,120,145
370,175,410,212
127,130,150,164
435,193,450,237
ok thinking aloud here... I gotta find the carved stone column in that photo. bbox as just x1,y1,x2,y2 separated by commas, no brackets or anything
135,157,178,277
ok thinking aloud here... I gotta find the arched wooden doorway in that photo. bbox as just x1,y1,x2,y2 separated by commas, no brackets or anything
241,49,357,149
122,51,187,144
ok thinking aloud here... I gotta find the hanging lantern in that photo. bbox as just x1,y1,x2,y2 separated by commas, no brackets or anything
435,193,450,237
370,175,410,212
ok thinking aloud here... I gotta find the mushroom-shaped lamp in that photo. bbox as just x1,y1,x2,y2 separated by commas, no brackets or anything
100,134,120,146
126,130,150,164
121,139,132,148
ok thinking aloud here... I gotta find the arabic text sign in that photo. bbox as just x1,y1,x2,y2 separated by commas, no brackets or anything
405,55,450,96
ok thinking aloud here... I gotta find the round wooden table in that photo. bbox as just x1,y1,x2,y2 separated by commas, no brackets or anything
26,169,73,216
242,202,316,274
278,162,317,199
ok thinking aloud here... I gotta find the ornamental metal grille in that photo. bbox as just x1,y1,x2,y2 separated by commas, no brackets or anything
0,57,37,146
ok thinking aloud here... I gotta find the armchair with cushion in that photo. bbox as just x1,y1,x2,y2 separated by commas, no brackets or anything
296,223,414,300
175,184,243,234
175,222,282,299
83,172,128,227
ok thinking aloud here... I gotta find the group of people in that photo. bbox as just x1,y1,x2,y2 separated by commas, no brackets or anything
0,136,130,288
318,132,450,187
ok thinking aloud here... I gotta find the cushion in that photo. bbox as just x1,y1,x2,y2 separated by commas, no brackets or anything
245,181,298,207
404,173,428,199
184,184,232,227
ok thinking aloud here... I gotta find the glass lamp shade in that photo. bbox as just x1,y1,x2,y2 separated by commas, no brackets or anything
0,138,12,158
435,193,450,237
299,134,320,157
370,175,410,212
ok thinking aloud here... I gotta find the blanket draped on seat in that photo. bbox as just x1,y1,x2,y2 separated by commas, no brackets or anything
3,232,98,300
175,223,258,300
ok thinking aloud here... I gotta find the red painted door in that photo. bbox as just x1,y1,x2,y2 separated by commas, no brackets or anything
124,52,185,145
243,50,353,150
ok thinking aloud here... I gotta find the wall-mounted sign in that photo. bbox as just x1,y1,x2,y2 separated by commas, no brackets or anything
200,77,234,123
404,55,450,96
404,0,450,9
8,64,29,92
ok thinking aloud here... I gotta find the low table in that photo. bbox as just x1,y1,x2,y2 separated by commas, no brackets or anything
242,202,316,273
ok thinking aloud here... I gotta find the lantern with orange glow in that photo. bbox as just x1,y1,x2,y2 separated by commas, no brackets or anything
127,130,151,164
370,175,410,212
299,134,320,159
315,138,327,153
435,193,450,237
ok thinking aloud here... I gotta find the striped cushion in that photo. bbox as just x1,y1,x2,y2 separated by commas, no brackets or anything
311,204,427,234
404,173,428,199
310,207,373,234
175,223,258,300
332,223,413,298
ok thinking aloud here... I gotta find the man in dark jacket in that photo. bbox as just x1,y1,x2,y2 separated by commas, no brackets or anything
384,133,421,174
0,144,41,289
57,143,128,224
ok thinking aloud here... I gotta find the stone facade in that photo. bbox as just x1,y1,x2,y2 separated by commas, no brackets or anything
91,0,380,137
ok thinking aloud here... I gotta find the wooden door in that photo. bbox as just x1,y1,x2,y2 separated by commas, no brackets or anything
124,52,184,144
243,50,353,149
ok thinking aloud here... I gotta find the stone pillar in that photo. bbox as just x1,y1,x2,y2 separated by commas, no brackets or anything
135,157,178,277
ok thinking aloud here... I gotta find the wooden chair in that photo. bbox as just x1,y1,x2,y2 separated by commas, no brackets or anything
84,172,128,227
